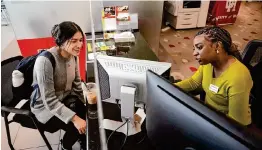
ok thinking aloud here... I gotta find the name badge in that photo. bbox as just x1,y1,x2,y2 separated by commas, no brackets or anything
209,84,219,93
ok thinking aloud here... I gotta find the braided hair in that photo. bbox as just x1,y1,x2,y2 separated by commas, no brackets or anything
195,26,242,61
51,21,84,47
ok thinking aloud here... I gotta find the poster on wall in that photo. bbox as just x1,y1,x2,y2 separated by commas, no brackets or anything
102,6,117,31
116,6,130,26
207,0,241,26
102,6,117,39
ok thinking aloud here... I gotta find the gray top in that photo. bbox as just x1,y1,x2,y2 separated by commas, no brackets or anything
30,47,84,124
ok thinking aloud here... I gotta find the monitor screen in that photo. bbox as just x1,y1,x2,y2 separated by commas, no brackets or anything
146,70,262,150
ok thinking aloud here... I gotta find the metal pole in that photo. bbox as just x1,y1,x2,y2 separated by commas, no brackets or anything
88,1,108,150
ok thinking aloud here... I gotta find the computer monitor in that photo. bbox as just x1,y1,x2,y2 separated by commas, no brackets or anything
146,70,262,150
97,55,171,105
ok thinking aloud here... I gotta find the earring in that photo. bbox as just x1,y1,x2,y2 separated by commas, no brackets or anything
216,50,219,54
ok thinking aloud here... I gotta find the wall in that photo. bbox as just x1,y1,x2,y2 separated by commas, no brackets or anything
4,1,163,56
4,1,103,39
138,1,164,56
1,24,21,61
4,1,93,80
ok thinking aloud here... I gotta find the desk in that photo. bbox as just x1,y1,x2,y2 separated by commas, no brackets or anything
86,31,158,81
86,31,158,150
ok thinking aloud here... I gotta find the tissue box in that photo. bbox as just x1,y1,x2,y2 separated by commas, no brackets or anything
114,32,135,43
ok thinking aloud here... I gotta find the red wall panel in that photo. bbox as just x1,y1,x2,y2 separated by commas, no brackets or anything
17,37,86,81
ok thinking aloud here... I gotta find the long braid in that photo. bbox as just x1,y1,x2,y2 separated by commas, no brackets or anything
195,27,242,61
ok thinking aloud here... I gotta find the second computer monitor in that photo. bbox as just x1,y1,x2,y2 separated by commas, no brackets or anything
146,70,262,150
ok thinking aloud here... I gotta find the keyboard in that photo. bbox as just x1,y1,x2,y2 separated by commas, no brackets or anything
105,61,160,73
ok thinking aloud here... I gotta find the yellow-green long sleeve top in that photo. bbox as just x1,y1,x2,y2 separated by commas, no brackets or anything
176,59,253,126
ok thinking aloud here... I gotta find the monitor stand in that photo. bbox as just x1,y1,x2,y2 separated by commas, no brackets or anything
101,108,146,136
102,84,146,135
120,85,136,123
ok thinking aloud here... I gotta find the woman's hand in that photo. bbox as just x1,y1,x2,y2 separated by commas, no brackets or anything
71,115,86,134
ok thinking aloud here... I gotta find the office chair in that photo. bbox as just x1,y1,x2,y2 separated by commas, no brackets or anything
241,39,262,129
1,56,54,150
242,39,262,70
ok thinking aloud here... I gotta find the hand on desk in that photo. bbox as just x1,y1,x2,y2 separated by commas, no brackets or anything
71,115,87,134
134,114,142,125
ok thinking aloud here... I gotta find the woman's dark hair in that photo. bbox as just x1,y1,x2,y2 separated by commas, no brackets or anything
195,26,242,61
51,21,84,47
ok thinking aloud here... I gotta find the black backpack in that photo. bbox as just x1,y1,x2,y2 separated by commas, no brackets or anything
12,50,55,101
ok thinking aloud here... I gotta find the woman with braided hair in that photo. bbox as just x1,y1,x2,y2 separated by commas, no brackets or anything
176,26,252,126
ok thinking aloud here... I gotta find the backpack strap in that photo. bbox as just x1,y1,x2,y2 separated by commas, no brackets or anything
39,50,56,70
31,50,56,107
74,56,77,63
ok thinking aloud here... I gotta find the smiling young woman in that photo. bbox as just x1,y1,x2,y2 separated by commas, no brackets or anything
175,26,253,126
30,21,86,150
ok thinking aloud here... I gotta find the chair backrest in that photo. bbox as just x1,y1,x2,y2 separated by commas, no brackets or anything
241,40,262,128
1,56,23,107
250,61,262,129
242,39,262,70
